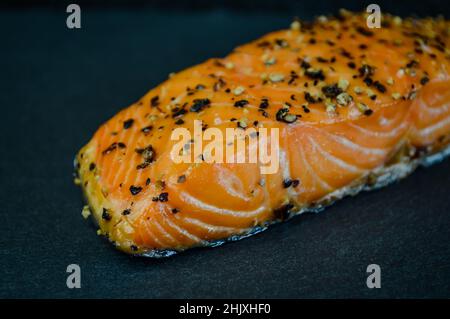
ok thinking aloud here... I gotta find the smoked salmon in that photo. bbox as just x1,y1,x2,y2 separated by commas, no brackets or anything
75,11,450,257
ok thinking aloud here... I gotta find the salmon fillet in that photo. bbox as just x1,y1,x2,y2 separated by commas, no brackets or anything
75,11,450,257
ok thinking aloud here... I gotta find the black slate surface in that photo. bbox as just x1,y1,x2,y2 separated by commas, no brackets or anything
1,3,450,298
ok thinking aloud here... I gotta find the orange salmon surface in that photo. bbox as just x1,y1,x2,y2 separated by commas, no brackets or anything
76,11,450,256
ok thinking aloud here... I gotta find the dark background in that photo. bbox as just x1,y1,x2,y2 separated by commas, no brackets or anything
1,0,450,298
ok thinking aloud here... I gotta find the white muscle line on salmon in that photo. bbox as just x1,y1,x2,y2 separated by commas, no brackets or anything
346,107,408,138
308,136,365,173
152,219,179,246
142,219,166,248
216,168,253,202
414,114,450,138
347,120,408,138
179,191,266,218
419,99,450,117
180,217,240,234
319,128,388,156
163,215,205,244
299,139,333,192
377,111,402,126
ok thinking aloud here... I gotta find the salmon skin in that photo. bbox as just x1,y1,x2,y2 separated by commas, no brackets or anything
75,11,450,257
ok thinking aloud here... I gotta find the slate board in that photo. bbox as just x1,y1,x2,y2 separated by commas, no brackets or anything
1,2,450,298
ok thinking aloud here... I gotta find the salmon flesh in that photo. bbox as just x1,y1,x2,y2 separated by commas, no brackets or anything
75,11,450,257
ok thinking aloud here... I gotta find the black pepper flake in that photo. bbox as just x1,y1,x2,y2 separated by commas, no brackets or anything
359,64,375,77
257,40,271,48
364,109,373,116
175,119,185,125
129,185,143,196
276,108,298,124
234,100,249,107
420,76,430,85
136,145,155,161
135,146,155,169
288,71,299,85
213,78,226,91
159,192,169,202
259,98,269,109
347,62,356,69
302,105,310,113
237,121,247,129
340,48,354,59
190,98,211,112
130,245,138,251
373,81,387,93
321,84,343,98
276,108,288,121
172,108,187,118
141,125,153,134
146,178,151,185
102,208,111,221
122,209,131,216
177,175,186,183
172,208,179,214
273,203,294,221
150,96,160,107
102,142,125,155
304,92,321,104
304,68,325,80
123,119,134,129
356,26,374,37
363,77,373,87
275,38,288,47
89,163,96,171
283,179,299,188
299,59,311,70
406,60,419,69
283,179,293,188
